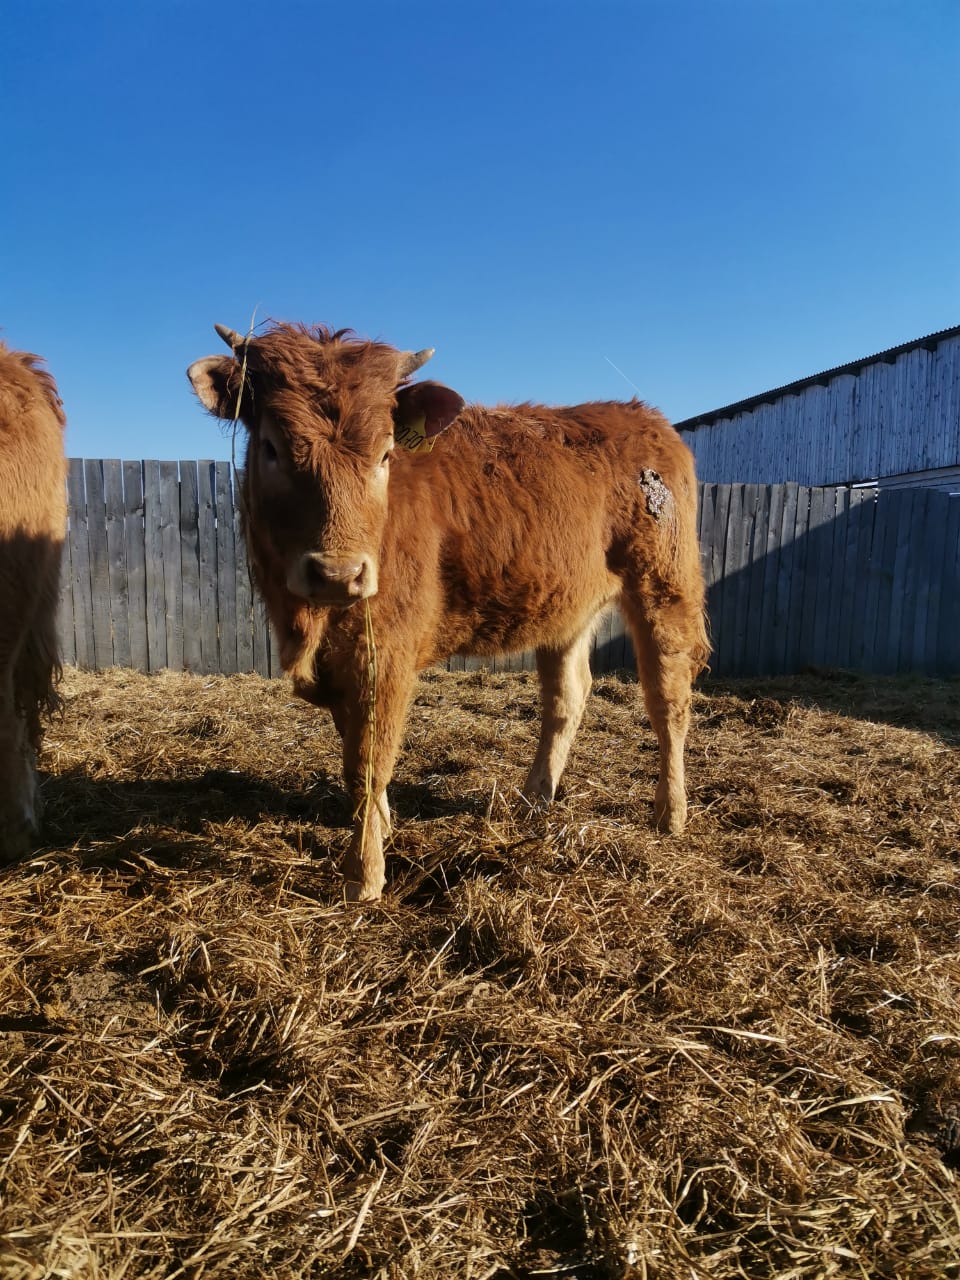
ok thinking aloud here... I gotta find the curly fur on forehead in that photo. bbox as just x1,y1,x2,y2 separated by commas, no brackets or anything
245,324,400,397
232,323,403,452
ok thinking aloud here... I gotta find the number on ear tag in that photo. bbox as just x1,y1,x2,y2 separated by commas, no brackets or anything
395,413,436,454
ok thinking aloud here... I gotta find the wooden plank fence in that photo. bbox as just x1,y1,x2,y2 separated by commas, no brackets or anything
57,462,960,679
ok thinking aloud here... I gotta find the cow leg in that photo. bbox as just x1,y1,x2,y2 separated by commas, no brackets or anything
1,541,61,860
0,670,37,862
620,596,702,833
523,629,593,807
331,698,391,836
338,669,413,901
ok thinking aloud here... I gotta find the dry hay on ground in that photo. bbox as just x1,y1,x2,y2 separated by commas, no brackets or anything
1,665,959,1279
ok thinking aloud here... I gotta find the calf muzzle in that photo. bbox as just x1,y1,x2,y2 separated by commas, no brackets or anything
288,552,377,604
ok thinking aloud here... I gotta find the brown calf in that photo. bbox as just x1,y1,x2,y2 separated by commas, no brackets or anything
0,343,66,860
189,323,709,900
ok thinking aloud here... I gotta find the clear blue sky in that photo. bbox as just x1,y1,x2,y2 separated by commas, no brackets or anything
4,0,958,462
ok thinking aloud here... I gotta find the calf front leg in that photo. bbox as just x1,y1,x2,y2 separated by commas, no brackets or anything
338,667,413,902
331,699,391,836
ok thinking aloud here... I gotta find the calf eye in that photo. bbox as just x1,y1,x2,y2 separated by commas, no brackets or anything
380,450,391,466
260,437,278,464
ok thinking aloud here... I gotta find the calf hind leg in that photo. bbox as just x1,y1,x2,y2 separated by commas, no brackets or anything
523,628,594,807
621,596,705,834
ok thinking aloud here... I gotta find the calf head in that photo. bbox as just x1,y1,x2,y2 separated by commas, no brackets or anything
188,323,463,607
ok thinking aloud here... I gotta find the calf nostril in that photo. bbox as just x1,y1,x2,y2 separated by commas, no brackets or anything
303,555,364,589
304,556,329,589
344,563,369,597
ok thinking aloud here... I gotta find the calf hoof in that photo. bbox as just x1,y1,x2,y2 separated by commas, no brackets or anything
0,815,40,864
654,791,687,835
519,775,557,814
519,768,555,808
344,879,384,903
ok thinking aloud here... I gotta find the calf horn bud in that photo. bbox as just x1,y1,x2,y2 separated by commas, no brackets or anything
214,324,246,352
396,347,434,379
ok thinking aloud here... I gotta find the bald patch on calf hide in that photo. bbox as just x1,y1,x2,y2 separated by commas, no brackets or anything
639,469,673,520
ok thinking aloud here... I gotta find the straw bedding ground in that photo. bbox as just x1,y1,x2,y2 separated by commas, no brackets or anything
1,665,958,1278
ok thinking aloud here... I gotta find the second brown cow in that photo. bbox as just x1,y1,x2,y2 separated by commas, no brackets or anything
188,323,710,901
0,343,66,861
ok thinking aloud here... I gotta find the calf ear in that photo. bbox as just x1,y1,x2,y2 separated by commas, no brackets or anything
187,356,250,420
394,381,465,440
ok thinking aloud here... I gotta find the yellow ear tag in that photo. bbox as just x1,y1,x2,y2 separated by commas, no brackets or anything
395,412,436,454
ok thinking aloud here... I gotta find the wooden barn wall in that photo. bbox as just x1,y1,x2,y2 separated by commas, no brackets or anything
679,334,960,488
58,461,960,680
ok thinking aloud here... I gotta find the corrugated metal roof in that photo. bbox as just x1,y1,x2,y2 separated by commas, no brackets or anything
676,323,960,431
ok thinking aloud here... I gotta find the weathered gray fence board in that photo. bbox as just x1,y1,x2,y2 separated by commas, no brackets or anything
103,461,129,668
252,591,272,677
708,481,731,601
916,490,945,673
68,459,95,667
771,481,799,675
696,483,718,672
923,491,951,674
142,462,167,671
745,484,771,675
783,487,811,674
602,603,629,672
179,461,202,673
848,489,877,670
159,462,184,670
718,484,746,675
198,462,219,674
812,487,839,667
592,597,617,673
58,463,960,678
937,495,960,673
58,513,76,666
900,489,930,673
698,482,716,585
860,489,888,672
813,487,845,667
755,483,783,675
233,500,255,674
123,461,149,672
733,484,761,677
798,486,831,670
83,459,113,667
835,487,867,669
215,463,238,675
877,490,912,673
737,484,763,676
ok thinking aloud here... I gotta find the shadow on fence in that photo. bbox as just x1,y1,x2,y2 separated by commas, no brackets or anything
57,463,960,680
698,482,960,678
